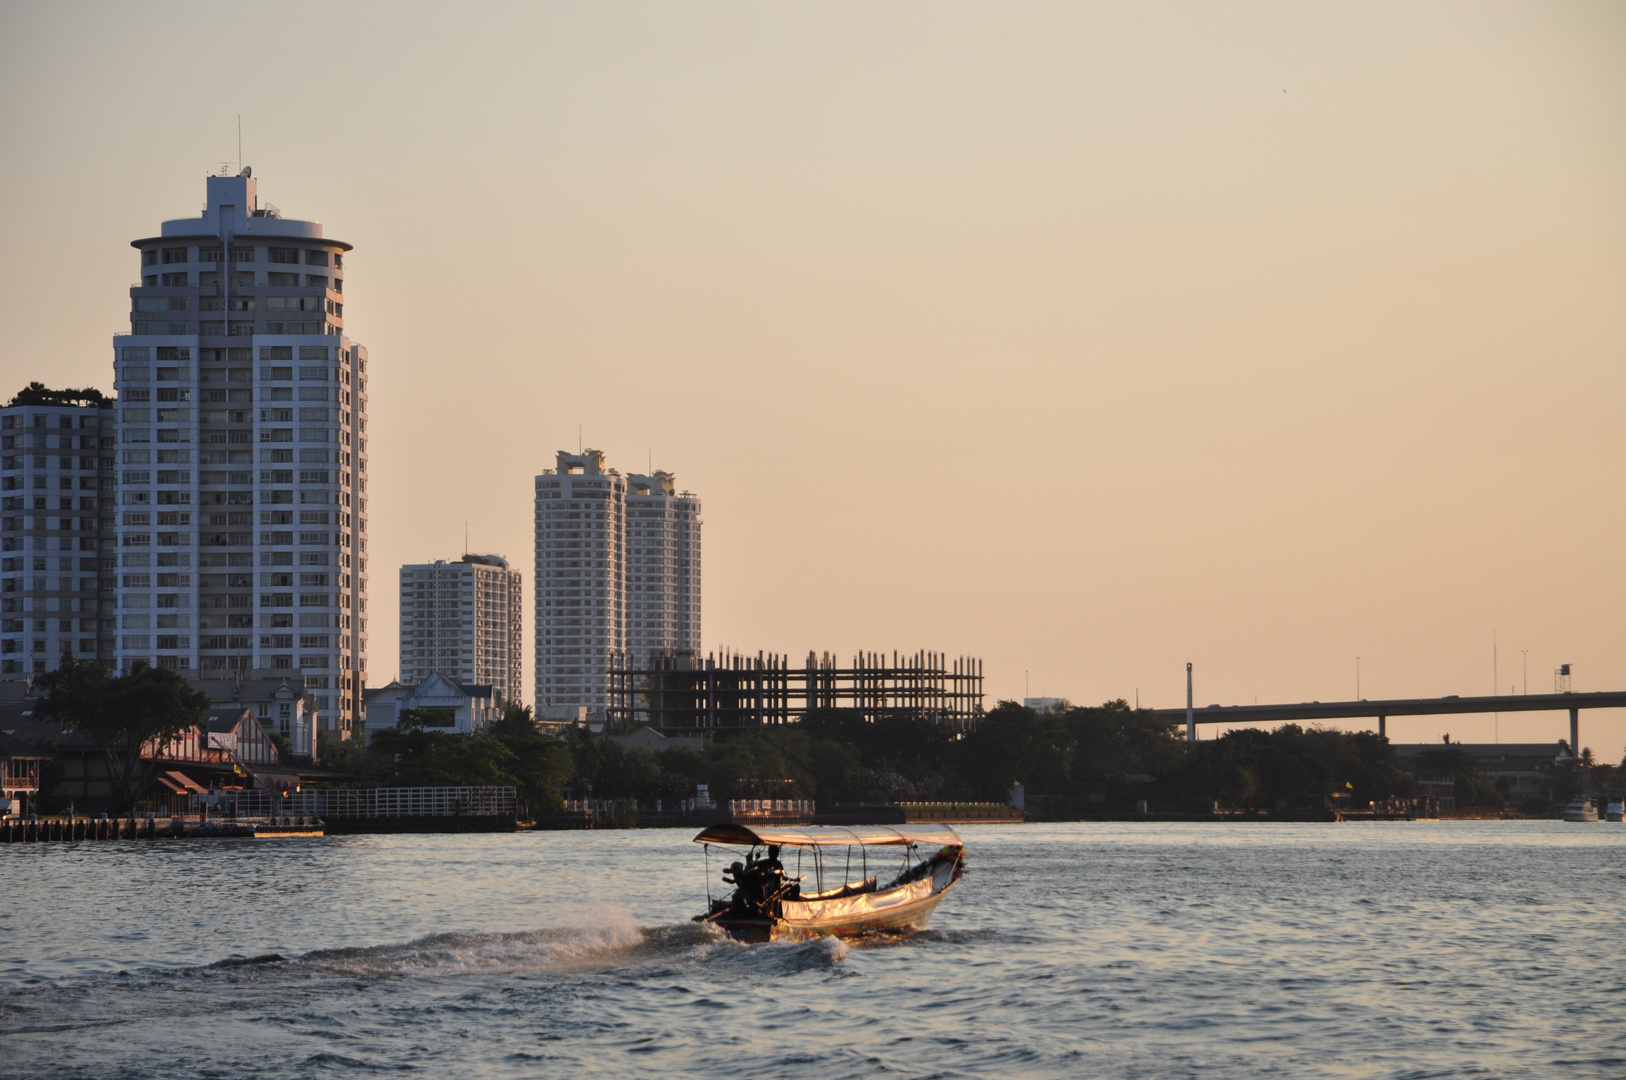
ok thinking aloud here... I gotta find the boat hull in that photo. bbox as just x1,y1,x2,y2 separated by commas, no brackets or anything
713,859,961,943
1562,799,1599,823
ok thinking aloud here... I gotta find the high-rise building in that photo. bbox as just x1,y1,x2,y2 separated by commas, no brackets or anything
0,386,118,676
112,170,368,734
533,451,702,717
398,554,523,705
624,471,701,667
534,451,625,716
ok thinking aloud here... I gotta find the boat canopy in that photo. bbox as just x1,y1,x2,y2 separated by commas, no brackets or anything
692,823,962,849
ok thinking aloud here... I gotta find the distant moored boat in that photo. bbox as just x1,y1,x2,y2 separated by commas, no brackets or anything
1605,801,1624,823
1561,797,1599,823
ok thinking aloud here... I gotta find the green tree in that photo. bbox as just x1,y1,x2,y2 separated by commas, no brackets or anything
489,705,572,816
36,655,211,812
956,701,1074,800
368,723,518,787
8,382,111,408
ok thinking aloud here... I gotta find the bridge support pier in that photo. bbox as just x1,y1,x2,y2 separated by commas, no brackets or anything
1186,663,1195,743
1378,715,1386,739
1570,707,1579,757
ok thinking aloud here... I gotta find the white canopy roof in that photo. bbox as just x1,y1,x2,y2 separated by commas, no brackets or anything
692,823,962,849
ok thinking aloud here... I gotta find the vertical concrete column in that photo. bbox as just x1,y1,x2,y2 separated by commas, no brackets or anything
1378,715,1386,739
1570,707,1579,759
1186,662,1195,743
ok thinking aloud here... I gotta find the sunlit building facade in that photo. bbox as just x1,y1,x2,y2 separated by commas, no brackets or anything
399,554,523,705
112,170,368,734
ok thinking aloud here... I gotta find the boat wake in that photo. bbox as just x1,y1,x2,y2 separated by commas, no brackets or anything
3,917,871,1012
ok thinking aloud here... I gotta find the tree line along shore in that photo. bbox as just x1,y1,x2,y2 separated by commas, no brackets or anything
12,656,1613,821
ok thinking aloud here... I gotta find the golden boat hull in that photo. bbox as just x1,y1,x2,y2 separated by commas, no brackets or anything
714,858,961,943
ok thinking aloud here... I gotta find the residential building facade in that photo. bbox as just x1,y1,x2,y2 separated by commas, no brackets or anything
112,170,368,734
184,673,320,759
363,672,500,736
398,554,522,705
533,450,701,717
624,471,701,668
0,387,118,675
534,451,626,716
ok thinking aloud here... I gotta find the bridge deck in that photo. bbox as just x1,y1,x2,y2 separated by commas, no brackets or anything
1154,690,1626,727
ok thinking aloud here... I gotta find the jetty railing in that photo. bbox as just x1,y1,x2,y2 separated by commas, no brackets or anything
290,786,516,819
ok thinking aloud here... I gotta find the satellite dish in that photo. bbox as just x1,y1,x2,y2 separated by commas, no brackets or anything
239,165,252,178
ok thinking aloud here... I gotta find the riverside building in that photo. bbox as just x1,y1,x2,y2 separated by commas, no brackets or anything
533,451,702,718
0,387,118,675
398,554,523,706
112,169,368,734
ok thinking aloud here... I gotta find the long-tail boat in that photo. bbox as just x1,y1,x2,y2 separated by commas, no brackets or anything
691,823,965,942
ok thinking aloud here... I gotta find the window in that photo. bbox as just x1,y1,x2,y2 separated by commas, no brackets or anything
161,248,188,264
266,272,298,286
305,275,328,288
268,248,299,264
304,250,329,266
160,273,187,287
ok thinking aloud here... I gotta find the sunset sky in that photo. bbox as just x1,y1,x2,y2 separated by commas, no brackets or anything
2,2,1622,752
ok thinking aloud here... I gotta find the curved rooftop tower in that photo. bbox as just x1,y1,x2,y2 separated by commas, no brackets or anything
113,169,368,736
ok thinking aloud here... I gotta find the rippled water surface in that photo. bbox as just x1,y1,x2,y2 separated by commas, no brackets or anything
3,822,1623,1078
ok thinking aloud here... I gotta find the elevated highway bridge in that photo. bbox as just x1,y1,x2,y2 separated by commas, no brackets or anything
1153,691,1626,750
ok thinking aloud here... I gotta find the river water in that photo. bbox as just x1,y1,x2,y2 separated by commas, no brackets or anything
2,821,1622,1079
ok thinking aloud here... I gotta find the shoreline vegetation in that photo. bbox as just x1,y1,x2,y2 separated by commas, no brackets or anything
311,701,1612,824
21,664,1616,821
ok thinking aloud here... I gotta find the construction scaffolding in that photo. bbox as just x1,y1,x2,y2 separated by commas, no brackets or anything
607,649,985,735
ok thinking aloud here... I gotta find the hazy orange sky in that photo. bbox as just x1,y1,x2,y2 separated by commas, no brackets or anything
2,2,1622,752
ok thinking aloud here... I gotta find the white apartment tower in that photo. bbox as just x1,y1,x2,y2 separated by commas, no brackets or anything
399,554,523,705
533,451,701,716
0,388,118,675
113,171,368,732
534,451,625,714
625,471,701,667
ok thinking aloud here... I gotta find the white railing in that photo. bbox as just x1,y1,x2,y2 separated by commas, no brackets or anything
290,786,515,818
728,799,815,816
